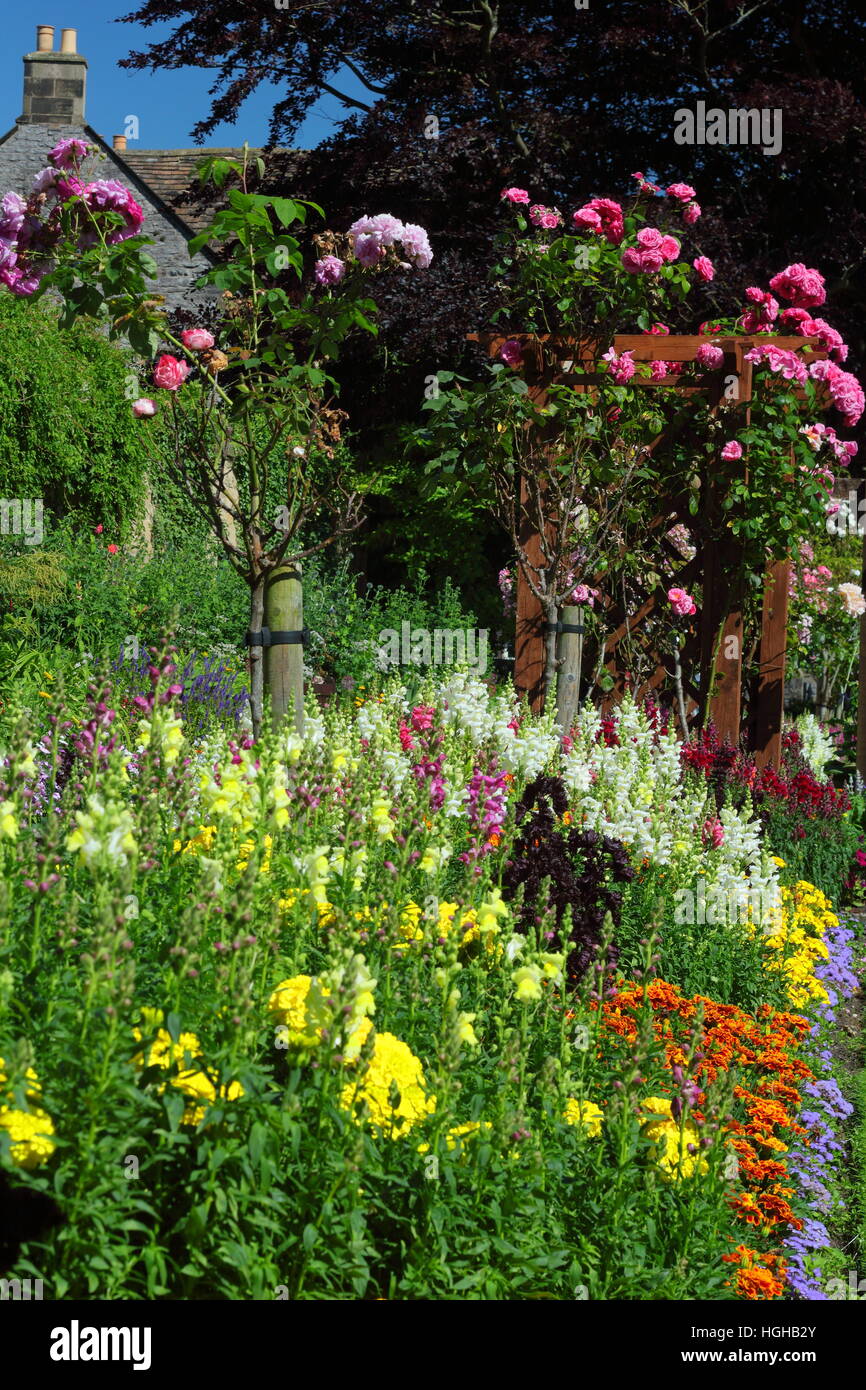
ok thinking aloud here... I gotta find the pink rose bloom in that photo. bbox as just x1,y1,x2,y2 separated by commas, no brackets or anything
668,587,696,617
816,565,833,579
809,359,865,426
0,192,26,239
181,328,215,351
573,197,623,245
745,344,808,384
800,316,847,363
692,256,715,282
501,187,530,203
48,136,89,170
410,705,435,733
54,175,85,203
645,322,670,335
569,583,594,606
667,182,697,202
132,398,157,417
637,227,663,249
658,235,680,263
368,212,405,246
649,360,670,381
622,246,663,273
602,347,636,383
769,263,826,308
30,167,58,196
696,343,724,369
529,204,562,229
153,355,190,391
399,222,433,268
352,232,385,267
682,201,701,225
314,255,345,286
499,338,524,368
0,240,16,272
780,307,810,329
721,441,743,460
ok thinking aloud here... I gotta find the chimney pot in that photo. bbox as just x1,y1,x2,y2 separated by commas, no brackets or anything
60,29,77,55
36,25,54,52
113,134,127,153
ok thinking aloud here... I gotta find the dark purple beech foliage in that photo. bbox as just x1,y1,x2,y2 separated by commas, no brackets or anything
112,646,249,740
501,775,634,982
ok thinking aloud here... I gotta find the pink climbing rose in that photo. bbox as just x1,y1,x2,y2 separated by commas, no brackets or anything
314,255,345,286
501,187,530,203
666,182,697,202
693,256,715,282
769,263,826,309
721,441,743,460
696,343,724,369
682,202,701,225
668,587,696,617
602,347,636,383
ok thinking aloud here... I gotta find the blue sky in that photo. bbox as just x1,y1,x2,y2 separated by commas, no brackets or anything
0,6,368,149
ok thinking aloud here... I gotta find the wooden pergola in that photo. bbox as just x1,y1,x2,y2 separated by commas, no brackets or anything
472,331,827,768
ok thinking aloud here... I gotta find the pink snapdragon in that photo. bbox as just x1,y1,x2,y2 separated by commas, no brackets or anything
769,263,826,309
692,256,715,282
668,587,696,617
721,440,743,461
702,817,725,850
572,197,624,245
410,705,435,733
602,347,636,383
153,355,190,391
181,328,215,351
696,343,724,369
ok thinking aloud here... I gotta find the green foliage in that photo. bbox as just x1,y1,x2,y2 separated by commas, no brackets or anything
0,297,148,532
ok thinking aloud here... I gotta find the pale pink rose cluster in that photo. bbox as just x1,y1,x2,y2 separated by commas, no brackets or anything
181,327,215,352
347,212,432,269
721,440,743,461
314,254,345,286
743,343,810,385
809,358,865,427
0,139,145,296
666,523,697,560
668,587,696,617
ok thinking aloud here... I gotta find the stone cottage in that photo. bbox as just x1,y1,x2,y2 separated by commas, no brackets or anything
0,24,224,308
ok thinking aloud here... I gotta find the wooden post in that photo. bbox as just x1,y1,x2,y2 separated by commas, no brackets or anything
265,561,304,735
753,559,790,769
555,603,584,735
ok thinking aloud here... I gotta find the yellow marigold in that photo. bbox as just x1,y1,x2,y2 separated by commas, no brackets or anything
564,1098,603,1137
0,1105,56,1169
340,1032,435,1138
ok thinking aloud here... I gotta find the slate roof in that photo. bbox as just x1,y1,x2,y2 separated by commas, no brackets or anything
120,147,308,233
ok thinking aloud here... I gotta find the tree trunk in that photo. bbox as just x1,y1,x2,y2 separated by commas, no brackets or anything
248,575,266,740
266,560,304,735
555,602,584,736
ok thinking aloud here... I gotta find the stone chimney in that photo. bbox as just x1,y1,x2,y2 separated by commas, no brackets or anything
20,24,87,126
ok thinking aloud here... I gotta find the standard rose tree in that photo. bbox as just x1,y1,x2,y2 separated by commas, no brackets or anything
0,143,432,737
